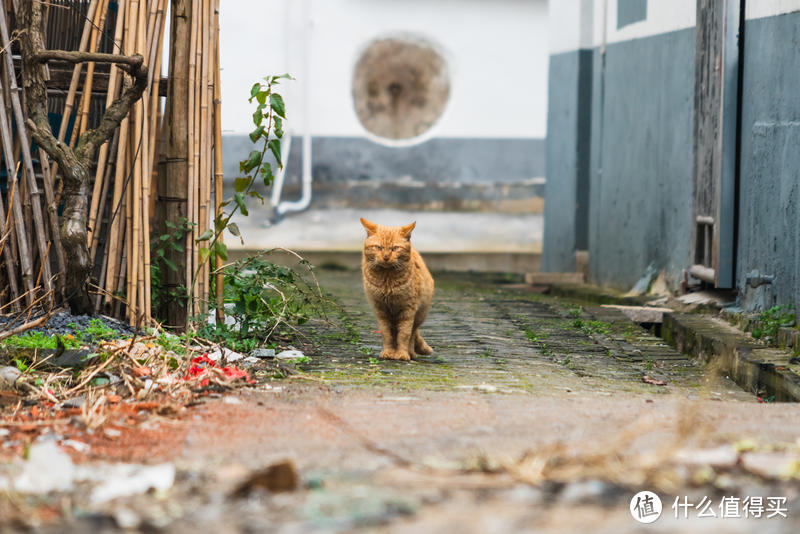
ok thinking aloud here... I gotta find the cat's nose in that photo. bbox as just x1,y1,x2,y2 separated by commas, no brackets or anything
382,254,390,261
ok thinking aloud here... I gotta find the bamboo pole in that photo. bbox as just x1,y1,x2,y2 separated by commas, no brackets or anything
186,0,199,319
89,129,119,262
127,0,142,324
50,0,100,180
137,0,151,324
87,0,126,248
105,0,132,306
198,0,211,314
213,0,224,323
71,0,108,148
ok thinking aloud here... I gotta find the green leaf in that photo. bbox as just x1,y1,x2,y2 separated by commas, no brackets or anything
234,192,249,216
164,220,176,229
250,83,261,100
270,93,286,118
199,247,211,263
274,116,283,139
228,222,241,237
252,106,263,127
196,229,213,242
163,258,178,272
261,163,273,186
215,241,228,261
248,190,263,200
234,177,250,192
159,234,170,241
268,139,282,168
249,125,265,143
242,150,262,173
256,90,268,105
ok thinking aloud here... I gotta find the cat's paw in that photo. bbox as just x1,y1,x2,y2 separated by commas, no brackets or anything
381,349,411,361
415,339,433,355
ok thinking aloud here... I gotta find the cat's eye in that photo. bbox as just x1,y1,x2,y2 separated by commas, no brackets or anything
392,246,402,251
373,245,383,251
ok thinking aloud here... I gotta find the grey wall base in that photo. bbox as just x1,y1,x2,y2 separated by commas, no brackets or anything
222,135,545,212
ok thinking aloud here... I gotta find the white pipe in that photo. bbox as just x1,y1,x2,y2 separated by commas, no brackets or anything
275,0,312,216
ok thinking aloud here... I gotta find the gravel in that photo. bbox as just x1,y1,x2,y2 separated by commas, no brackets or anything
0,311,137,339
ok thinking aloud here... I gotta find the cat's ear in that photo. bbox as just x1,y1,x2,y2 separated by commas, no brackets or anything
399,221,416,240
360,218,378,236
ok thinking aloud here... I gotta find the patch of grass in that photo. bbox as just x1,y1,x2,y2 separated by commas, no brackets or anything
1,331,80,350
480,348,493,359
751,305,796,345
566,305,583,319
358,345,374,356
523,328,548,343
571,318,612,337
368,357,380,365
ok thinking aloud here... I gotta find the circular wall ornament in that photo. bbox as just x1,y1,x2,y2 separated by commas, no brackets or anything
352,36,450,142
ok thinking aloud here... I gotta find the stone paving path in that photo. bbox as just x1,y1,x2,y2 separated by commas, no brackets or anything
300,270,753,402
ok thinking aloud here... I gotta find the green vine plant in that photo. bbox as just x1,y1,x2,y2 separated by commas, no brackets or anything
176,74,333,352
151,217,195,313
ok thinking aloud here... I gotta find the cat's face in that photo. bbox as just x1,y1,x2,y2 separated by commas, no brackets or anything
361,218,415,269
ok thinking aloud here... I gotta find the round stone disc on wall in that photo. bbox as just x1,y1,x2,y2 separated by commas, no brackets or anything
352,36,450,141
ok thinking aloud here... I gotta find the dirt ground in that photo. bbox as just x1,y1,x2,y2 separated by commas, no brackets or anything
3,270,800,533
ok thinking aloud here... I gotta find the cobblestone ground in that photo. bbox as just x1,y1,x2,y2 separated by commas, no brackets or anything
301,270,752,401
24,270,800,534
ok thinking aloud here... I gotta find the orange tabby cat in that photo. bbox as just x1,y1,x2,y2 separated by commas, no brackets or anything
360,218,434,361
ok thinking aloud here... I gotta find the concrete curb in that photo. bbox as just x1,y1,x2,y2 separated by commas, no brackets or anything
547,283,800,402
548,284,647,306
661,313,800,402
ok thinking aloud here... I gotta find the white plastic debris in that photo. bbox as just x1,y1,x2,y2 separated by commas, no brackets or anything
223,396,243,405
61,439,91,454
8,441,76,493
86,463,175,505
0,441,175,502
206,347,245,362
275,350,305,360
0,366,21,388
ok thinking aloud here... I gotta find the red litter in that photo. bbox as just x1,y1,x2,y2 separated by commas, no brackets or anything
184,354,256,387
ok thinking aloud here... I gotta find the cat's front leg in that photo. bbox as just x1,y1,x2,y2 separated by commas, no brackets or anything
391,311,415,361
374,311,401,360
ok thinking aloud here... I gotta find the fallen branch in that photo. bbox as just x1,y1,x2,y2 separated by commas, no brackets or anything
0,312,51,342
33,50,144,73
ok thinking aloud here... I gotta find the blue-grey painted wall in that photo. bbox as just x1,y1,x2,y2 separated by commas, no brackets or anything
617,0,648,29
542,50,592,272
588,28,696,289
222,135,545,210
737,12,800,314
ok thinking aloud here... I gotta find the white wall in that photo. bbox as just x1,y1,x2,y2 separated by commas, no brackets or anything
747,0,800,19
220,0,549,139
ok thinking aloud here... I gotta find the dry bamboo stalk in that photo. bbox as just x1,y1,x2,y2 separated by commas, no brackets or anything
198,0,211,313
49,0,100,180
105,0,133,306
127,0,141,324
0,6,55,297
68,0,107,149
146,0,167,184
0,63,34,305
0,163,19,309
33,149,66,292
89,129,119,262
87,0,125,248
186,0,200,318
137,0,151,323
213,0,224,323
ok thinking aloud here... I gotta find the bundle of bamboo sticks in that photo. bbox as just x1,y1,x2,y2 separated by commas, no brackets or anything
0,0,224,328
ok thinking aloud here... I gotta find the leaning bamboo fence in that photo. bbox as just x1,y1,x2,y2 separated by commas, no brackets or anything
0,0,223,328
